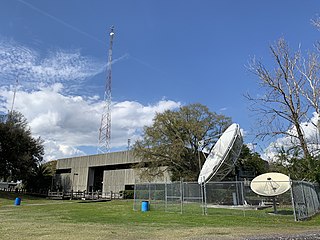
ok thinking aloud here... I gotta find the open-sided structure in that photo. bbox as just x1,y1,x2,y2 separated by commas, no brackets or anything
55,150,169,195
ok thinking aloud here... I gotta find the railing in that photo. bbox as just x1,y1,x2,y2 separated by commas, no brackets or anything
47,190,123,200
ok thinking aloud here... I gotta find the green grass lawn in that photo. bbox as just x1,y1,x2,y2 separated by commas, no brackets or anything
0,192,319,240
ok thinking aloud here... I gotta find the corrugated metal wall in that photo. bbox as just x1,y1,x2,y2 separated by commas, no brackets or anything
56,150,158,193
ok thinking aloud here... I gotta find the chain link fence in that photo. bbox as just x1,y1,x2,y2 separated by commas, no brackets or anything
291,181,320,221
134,180,320,221
133,182,204,214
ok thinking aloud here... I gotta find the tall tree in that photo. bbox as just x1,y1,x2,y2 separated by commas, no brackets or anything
24,163,53,193
237,144,268,177
246,38,317,159
0,111,44,182
133,103,232,181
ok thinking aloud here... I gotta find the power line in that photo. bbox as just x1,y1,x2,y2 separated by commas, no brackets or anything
17,0,104,45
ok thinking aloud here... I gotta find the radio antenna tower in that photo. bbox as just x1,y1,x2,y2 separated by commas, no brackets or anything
98,26,115,154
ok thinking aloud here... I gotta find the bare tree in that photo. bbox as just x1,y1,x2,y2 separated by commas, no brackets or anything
246,38,311,159
308,17,320,116
297,52,320,131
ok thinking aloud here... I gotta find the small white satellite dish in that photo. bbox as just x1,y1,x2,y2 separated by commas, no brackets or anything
198,123,243,184
251,172,291,214
250,172,291,197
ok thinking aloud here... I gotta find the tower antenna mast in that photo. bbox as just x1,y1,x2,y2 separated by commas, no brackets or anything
98,26,115,153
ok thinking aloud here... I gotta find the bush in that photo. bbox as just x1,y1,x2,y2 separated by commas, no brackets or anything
122,190,134,199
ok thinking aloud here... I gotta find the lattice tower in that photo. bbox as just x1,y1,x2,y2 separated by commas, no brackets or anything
98,26,114,153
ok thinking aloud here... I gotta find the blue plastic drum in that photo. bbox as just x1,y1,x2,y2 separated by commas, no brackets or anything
14,197,21,206
141,201,149,212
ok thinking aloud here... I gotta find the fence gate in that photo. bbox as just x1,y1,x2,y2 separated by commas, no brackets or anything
291,181,320,221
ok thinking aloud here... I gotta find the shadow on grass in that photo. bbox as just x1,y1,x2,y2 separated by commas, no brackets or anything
267,209,294,215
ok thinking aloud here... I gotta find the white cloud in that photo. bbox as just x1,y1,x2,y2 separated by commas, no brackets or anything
246,142,257,152
44,140,85,162
0,85,181,161
262,113,320,161
111,100,181,147
0,38,181,161
0,38,105,91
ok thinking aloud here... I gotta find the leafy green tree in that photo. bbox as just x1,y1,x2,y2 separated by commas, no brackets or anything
24,163,53,193
133,103,232,181
45,160,57,176
270,147,320,184
0,111,44,182
236,145,268,179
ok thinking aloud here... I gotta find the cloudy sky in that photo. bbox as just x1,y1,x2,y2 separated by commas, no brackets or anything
1,0,320,161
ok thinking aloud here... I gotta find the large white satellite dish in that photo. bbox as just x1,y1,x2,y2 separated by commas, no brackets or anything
250,172,291,197
198,123,243,184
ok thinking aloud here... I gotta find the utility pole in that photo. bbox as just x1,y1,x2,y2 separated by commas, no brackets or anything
127,138,131,162
10,78,19,114
98,26,114,154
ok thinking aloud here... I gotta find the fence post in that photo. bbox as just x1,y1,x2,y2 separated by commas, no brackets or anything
200,180,205,215
240,181,245,205
240,181,246,217
203,177,207,215
133,183,136,211
309,184,317,214
180,179,183,214
290,180,297,221
165,181,167,212
235,181,239,205
301,182,308,218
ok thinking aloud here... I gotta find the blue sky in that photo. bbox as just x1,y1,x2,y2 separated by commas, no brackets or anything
0,0,319,160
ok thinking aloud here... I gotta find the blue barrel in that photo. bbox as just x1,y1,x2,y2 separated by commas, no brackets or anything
141,201,149,212
14,197,21,206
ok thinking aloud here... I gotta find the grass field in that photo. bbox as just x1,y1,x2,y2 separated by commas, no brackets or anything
0,192,319,240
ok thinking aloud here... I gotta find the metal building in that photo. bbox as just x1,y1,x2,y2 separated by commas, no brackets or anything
55,150,169,195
